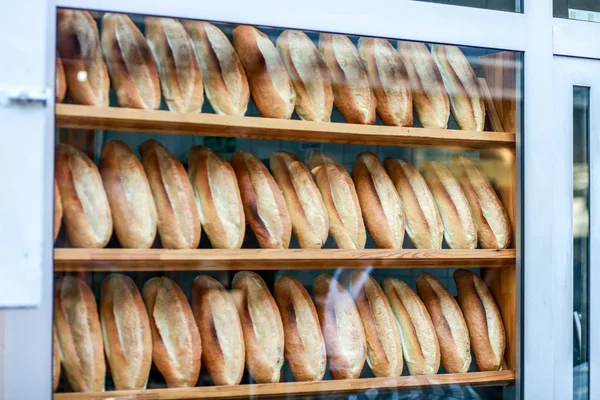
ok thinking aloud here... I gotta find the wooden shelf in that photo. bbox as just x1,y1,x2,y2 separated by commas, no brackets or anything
53,248,515,271
55,104,516,149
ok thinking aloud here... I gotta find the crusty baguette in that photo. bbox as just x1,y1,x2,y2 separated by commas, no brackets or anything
319,33,376,124
416,272,471,373
101,274,152,390
274,275,326,381
231,150,292,249
397,41,449,129
352,152,405,249
192,275,245,386
146,17,204,113
56,10,109,106
270,151,329,248
349,271,403,377
358,38,413,127
99,140,158,249
431,45,485,131
183,21,249,116
55,144,113,248
308,151,366,249
232,25,295,119
382,277,440,376
55,55,66,104
101,13,161,109
451,155,511,249
54,276,105,392
420,161,477,249
454,269,505,371
143,277,201,387
384,158,443,249
276,30,333,122
53,326,60,392
232,271,284,383
313,273,366,379
54,180,62,242
139,140,200,249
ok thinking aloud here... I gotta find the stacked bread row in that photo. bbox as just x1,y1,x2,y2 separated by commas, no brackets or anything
55,11,485,130
53,269,505,392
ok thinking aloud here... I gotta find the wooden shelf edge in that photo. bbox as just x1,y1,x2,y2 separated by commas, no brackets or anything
55,104,516,149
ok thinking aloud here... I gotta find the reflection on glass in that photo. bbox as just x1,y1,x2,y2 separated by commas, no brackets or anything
414,0,520,13
555,0,600,20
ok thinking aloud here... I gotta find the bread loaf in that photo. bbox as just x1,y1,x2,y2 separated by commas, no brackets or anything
276,30,333,122
53,327,60,392
55,55,66,104
397,41,449,129
146,17,204,113
232,25,295,119
100,140,158,249
139,140,200,249
56,10,109,106
101,13,161,109
274,275,326,381
349,271,403,377
232,271,284,383
55,144,113,248
358,38,412,127
352,152,405,249
451,155,511,249
101,274,152,390
454,269,505,371
313,273,366,379
270,151,328,248
183,21,249,116
192,275,245,386
382,277,440,376
143,277,201,387
231,150,292,249
420,161,477,249
308,151,366,249
384,158,443,249
319,34,376,124
416,272,471,373
54,276,105,392
431,45,485,131
54,180,62,242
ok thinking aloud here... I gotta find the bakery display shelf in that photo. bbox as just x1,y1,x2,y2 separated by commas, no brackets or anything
53,248,515,271
55,104,516,149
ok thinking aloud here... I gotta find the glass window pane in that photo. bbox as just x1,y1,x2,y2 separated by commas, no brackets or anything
413,0,521,13
555,0,600,21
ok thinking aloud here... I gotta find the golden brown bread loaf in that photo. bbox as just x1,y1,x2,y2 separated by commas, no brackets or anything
270,151,329,248
274,275,326,382
139,140,201,249
276,30,334,122
397,41,449,129
420,161,477,249
431,45,485,131
384,158,443,249
451,155,511,249
416,272,471,373
192,275,245,386
53,180,62,242
454,269,505,371
319,34,376,124
232,271,284,383
55,55,66,104
145,17,204,113
352,152,405,249
99,140,158,249
55,144,113,248
53,327,60,392
358,38,413,127
101,13,161,109
382,277,440,376
349,271,403,377
56,10,109,106
101,274,152,390
54,276,105,392
232,25,295,119
183,21,249,116
313,273,366,379
308,151,366,249
231,150,292,249
143,277,201,387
